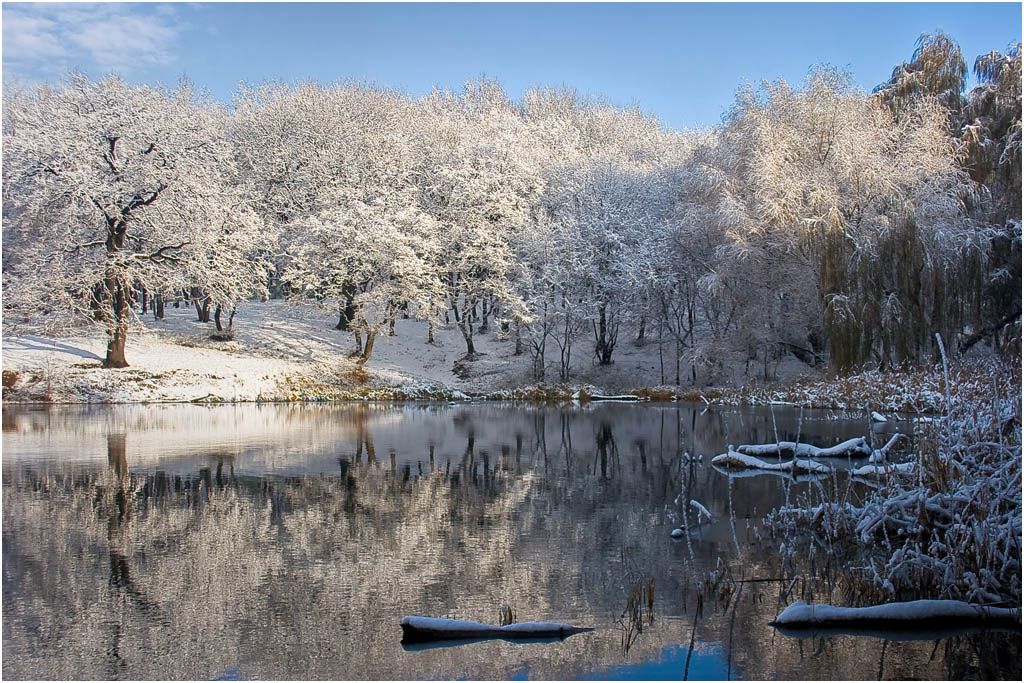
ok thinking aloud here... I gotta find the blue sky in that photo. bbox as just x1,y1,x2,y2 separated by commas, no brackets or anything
3,2,1021,129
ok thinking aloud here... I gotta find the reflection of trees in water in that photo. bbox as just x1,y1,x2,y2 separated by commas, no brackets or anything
4,427,681,679
3,405,1013,680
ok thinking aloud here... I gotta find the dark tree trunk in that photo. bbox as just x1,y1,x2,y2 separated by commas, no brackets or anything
91,283,106,321
335,287,356,331
458,316,476,356
358,331,376,365
102,271,130,368
479,299,490,334
675,338,682,386
153,295,165,320
593,303,617,366
214,305,223,332
635,316,646,346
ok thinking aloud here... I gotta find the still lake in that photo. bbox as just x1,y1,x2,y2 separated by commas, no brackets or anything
2,402,1018,680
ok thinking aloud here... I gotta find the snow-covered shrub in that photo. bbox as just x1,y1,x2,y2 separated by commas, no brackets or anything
767,360,1021,604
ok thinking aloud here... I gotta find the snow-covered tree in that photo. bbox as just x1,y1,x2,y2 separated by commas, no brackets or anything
2,75,271,367
420,80,543,357
680,67,982,373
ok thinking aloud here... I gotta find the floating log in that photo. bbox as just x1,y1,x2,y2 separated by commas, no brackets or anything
572,392,643,403
771,600,1021,631
850,461,915,477
711,450,833,474
736,437,872,459
400,616,593,644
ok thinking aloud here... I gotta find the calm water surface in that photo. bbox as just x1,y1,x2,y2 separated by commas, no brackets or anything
2,402,1018,680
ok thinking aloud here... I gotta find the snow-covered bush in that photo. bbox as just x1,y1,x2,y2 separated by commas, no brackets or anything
767,360,1021,604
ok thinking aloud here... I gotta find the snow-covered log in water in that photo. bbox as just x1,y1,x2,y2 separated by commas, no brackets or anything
850,461,915,477
711,450,832,474
735,437,872,459
587,394,644,402
689,499,712,522
772,600,1021,629
867,433,907,463
400,616,593,643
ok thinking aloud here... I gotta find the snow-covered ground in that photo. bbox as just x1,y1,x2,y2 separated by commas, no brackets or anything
2,299,818,403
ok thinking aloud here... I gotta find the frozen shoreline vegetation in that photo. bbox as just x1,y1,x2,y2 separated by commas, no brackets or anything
765,361,1021,607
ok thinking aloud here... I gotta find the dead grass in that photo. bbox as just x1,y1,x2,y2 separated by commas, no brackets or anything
2,370,20,389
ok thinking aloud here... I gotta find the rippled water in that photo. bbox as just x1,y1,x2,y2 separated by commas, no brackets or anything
2,402,1018,680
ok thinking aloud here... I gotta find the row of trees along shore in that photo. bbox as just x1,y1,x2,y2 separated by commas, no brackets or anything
2,33,1020,376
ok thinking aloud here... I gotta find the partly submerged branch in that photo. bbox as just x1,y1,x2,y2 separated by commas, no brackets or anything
711,450,833,474
771,599,1021,630
400,616,593,644
736,436,872,458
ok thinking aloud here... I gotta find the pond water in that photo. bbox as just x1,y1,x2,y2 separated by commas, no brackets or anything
2,402,1019,680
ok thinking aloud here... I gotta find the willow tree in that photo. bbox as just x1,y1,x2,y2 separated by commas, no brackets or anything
961,43,1022,354
689,67,981,372
876,31,967,116
2,75,270,367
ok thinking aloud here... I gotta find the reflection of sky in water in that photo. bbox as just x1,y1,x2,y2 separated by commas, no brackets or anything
583,643,728,680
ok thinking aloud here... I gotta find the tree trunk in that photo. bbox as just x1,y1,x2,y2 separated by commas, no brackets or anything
91,283,106,321
358,331,376,365
675,338,682,386
214,305,223,332
192,288,211,322
659,323,665,385
593,303,616,365
154,295,165,320
479,299,490,334
458,316,476,356
102,272,130,369
335,288,356,331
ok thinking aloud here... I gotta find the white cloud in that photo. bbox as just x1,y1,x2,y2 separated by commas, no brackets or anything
3,3,185,78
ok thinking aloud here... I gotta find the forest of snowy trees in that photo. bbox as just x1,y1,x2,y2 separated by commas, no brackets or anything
3,33,1020,378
